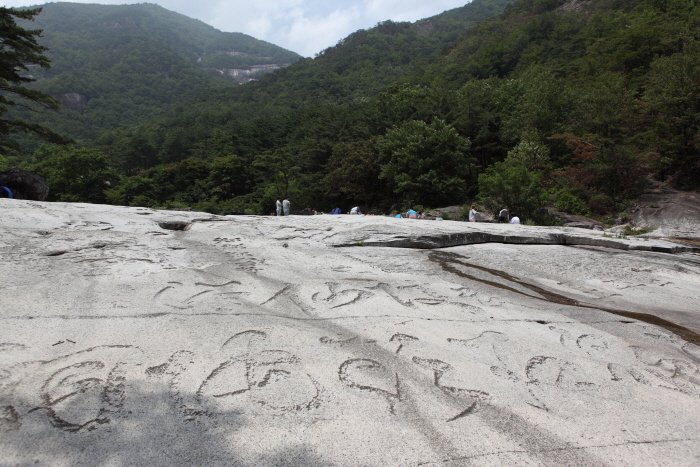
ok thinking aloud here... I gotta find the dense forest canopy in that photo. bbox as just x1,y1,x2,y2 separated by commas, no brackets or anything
3,0,699,223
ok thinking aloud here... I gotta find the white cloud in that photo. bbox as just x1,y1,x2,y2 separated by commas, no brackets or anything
4,0,474,56
285,7,362,56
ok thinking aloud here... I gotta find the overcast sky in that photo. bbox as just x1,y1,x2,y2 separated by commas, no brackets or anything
6,1,472,57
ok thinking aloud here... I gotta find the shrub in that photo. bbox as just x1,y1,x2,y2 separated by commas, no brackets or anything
548,188,591,216
478,162,545,221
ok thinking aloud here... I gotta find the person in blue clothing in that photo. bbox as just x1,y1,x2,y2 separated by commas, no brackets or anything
0,183,13,198
406,208,418,219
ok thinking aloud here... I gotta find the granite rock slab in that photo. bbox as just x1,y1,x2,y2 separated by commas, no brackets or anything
1,200,699,466
631,186,700,240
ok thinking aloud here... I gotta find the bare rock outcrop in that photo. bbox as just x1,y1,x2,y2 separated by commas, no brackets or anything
631,183,700,240
545,206,603,230
0,201,698,466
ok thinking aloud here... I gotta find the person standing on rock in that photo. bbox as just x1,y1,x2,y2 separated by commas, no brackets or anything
0,183,13,198
283,197,291,216
498,208,510,223
469,204,478,222
276,198,283,216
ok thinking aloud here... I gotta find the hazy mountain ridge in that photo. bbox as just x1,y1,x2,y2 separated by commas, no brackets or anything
242,0,516,106
23,2,300,74
10,2,301,148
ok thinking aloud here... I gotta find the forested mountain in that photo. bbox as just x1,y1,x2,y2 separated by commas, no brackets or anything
75,0,516,207
226,0,515,106
8,0,699,224
404,0,700,211
9,2,300,148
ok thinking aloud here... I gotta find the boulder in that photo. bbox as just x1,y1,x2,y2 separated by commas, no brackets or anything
473,210,495,222
631,182,700,240
564,221,602,230
425,205,467,221
0,168,50,201
545,206,602,228
605,224,629,234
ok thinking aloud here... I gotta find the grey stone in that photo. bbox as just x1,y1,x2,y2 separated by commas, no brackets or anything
1,200,699,466
605,224,629,234
631,184,700,240
564,221,598,229
425,205,466,220
0,168,50,201
546,206,603,227
332,219,697,254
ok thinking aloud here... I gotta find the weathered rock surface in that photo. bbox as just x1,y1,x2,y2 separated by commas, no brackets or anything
631,185,700,240
1,200,699,466
546,206,603,230
331,216,697,253
0,168,50,201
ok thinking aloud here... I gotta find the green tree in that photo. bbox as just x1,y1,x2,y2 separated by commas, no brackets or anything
252,149,301,199
374,84,452,130
504,140,551,172
644,40,700,188
0,7,70,151
208,155,251,200
452,78,507,169
110,132,159,175
0,153,21,171
30,145,120,203
322,139,385,207
573,72,639,141
498,68,575,145
378,118,474,206
478,162,545,222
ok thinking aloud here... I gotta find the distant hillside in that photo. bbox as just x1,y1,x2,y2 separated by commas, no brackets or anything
405,0,700,188
55,0,696,219
74,0,513,174
24,2,300,78
218,0,515,106
11,2,300,149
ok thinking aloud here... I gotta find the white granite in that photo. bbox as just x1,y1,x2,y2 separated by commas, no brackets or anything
1,200,699,466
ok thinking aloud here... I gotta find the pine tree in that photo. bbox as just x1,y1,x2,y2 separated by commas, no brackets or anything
0,7,71,151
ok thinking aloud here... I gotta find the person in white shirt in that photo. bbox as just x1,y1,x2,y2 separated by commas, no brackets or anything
509,215,520,224
275,198,282,216
469,204,478,222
